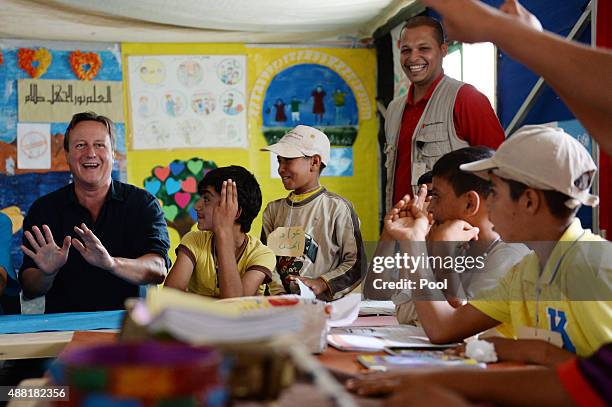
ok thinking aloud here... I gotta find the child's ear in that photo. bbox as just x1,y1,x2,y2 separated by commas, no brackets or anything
523,189,542,215
235,207,242,221
463,191,481,217
311,155,322,171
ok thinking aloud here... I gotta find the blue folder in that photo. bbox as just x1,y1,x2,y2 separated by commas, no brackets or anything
0,310,125,334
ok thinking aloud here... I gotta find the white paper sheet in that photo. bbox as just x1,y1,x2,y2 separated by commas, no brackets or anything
17,123,51,169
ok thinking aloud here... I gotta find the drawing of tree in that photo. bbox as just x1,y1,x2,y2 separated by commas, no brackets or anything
143,157,217,236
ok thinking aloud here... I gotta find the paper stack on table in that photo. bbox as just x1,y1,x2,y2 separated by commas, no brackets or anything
126,287,366,352
327,325,459,351
358,300,396,316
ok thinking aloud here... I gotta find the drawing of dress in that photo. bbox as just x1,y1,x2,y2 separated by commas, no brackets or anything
312,86,326,123
274,99,287,123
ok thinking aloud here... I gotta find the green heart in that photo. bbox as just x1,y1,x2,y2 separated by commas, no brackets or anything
187,159,204,175
162,205,178,221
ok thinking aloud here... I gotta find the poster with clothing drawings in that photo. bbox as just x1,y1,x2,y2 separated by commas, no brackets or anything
128,55,247,150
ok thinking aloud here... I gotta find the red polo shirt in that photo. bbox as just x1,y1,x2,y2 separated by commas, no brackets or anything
393,74,505,204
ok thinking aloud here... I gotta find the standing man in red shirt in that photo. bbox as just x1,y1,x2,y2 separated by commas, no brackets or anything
384,16,505,210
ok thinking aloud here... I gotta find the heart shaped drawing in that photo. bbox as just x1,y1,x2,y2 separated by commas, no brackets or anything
144,177,161,195
165,178,181,195
18,48,52,78
69,50,102,81
174,192,191,209
162,205,178,221
169,161,186,176
153,166,170,181
181,177,197,193
186,159,204,175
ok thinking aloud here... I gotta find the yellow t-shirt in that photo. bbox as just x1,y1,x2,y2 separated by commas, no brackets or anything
471,219,612,357
177,231,276,298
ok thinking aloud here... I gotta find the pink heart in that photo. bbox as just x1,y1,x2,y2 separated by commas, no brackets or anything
181,177,197,193
174,192,191,209
154,166,170,181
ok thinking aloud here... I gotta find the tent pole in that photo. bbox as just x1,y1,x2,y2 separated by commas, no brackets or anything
504,2,593,136
591,0,600,235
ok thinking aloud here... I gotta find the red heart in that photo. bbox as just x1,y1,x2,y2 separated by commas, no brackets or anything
69,51,102,81
181,177,197,193
174,192,191,209
154,166,170,181
18,48,52,78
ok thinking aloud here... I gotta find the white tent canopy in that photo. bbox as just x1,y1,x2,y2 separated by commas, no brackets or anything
0,0,417,44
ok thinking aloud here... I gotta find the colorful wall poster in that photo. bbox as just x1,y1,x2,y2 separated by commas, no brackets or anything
249,47,379,241
127,55,247,150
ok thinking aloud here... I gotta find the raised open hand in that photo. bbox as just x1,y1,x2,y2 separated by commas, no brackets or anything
72,223,115,271
21,225,71,275
383,195,431,242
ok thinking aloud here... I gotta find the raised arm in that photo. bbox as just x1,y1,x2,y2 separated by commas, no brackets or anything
72,223,166,285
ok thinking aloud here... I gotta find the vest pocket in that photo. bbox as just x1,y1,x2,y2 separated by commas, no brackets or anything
414,130,452,169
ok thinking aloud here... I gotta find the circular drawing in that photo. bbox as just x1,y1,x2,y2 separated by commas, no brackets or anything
213,119,241,144
177,60,204,87
161,90,187,117
20,131,48,159
176,118,205,146
143,121,170,147
219,90,244,116
191,91,216,116
138,59,166,85
135,92,157,118
217,58,242,85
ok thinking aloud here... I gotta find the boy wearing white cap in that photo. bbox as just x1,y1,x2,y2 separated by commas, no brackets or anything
382,125,610,356
261,125,366,300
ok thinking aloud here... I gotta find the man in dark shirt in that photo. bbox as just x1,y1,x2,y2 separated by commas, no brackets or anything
19,112,170,313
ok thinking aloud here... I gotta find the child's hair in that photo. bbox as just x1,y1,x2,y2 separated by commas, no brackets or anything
417,171,433,186
432,147,494,197
198,165,262,233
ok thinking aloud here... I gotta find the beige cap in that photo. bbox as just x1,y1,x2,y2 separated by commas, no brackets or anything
460,125,598,208
261,125,331,165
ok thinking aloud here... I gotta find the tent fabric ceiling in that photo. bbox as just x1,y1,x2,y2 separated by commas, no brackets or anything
0,0,416,44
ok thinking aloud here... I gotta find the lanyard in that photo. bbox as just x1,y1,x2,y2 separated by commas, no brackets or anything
534,230,586,328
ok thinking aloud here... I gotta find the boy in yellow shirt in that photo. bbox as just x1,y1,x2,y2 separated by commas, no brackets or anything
165,166,276,298
383,125,610,356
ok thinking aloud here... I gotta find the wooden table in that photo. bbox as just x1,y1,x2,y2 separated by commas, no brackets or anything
53,315,398,376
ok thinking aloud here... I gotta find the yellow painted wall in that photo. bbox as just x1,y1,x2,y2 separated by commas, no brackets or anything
122,43,379,262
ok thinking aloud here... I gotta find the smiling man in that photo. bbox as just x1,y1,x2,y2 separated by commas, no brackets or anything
19,112,170,313
384,15,505,211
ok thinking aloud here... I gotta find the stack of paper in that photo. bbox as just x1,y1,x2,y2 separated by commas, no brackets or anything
128,288,306,344
358,300,396,316
327,325,458,351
